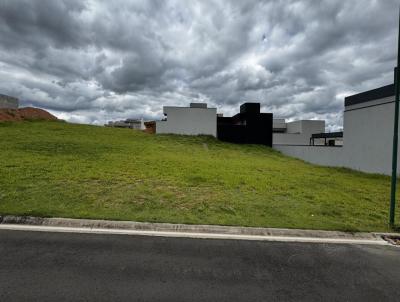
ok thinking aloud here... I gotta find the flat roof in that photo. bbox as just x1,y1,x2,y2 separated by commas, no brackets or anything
163,106,216,109
344,84,394,107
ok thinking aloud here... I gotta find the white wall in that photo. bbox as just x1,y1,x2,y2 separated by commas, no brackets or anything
273,133,309,145
341,95,399,174
273,120,325,145
274,145,345,167
274,96,400,175
156,106,217,137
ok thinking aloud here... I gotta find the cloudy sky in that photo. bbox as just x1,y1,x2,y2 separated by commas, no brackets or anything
0,0,398,129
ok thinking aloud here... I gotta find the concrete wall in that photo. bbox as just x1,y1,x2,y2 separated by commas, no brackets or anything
274,96,400,175
156,106,217,137
273,120,325,145
0,94,18,109
274,145,345,167
341,95,399,174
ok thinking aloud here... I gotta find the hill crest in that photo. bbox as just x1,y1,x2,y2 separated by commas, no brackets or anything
0,107,57,122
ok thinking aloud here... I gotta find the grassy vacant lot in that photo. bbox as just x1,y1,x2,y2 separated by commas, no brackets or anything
0,121,399,232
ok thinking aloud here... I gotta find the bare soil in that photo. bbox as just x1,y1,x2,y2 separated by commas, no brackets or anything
0,107,58,122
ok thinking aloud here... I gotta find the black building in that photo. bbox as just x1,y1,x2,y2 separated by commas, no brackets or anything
217,103,273,146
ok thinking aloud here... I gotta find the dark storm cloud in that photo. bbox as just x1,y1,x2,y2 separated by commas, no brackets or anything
0,0,88,49
0,0,398,127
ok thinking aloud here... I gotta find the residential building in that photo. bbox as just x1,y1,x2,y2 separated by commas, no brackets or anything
106,118,145,130
155,102,333,149
274,81,400,175
217,103,273,146
273,119,326,145
156,103,217,137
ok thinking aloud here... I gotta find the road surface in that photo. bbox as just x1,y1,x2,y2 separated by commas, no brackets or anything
0,229,399,301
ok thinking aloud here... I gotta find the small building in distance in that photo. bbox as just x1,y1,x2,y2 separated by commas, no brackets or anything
273,119,327,145
156,103,217,137
217,103,273,146
105,118,145,130
0,94,19,109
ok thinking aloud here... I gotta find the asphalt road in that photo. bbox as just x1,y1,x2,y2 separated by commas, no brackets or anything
0,230,399,302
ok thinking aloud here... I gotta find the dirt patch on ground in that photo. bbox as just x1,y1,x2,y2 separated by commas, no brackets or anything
0,107,58,122
144,121,156,134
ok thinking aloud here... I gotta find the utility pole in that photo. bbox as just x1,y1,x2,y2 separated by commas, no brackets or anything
390,9,400,227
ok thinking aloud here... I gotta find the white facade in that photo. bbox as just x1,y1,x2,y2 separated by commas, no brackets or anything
274,89,400,175
274,145,344,167
273,120,325,145
340,94,398,174
156,103,217,137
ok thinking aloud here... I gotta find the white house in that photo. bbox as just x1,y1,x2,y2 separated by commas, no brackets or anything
340,83,397,174
273,119,326,145
156,103,217,137
274,83,399,175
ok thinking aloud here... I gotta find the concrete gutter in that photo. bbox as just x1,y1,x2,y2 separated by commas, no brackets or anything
0,215,397,245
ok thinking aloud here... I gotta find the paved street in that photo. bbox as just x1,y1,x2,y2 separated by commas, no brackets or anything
0,229,399,302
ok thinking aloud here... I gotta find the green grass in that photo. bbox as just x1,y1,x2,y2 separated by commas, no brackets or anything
0,121,399,232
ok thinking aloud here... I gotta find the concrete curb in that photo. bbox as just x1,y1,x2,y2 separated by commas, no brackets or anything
0,215,397,245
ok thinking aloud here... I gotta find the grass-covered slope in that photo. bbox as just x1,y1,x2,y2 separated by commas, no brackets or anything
0,121,398,231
